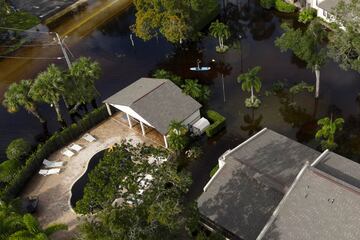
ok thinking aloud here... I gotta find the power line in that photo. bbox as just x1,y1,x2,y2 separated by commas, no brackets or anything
0,26,54,34
0,55,64,60
0,43,58,47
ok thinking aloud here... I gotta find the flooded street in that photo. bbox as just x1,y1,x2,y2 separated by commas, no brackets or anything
0,0,360,199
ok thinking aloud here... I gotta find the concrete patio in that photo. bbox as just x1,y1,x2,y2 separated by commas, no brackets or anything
21,113,162,240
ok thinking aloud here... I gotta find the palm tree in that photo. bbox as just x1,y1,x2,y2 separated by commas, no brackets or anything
167,121,188,153
275,21,327,98
3,80,46,124
8,214,67,240
29,64,66,125
0,200,24,239
315,116,344,150
209,20,231,51
237,66,262,105
66,57,101,112
181,79,210,102
240,111,263,136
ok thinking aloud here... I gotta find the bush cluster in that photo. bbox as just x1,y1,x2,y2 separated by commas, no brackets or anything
298,8,317,23
275,0,296,13
260,0,275,9
245,97,262,108
205,110,226,138
0,106,108,200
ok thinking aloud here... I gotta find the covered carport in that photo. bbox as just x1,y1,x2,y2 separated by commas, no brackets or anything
103,78,202,148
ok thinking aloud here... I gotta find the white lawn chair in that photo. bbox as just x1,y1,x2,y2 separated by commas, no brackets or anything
39,168,61,176
43,159,63,168
82,133,96,143
69,143,83,152
62,148,75,158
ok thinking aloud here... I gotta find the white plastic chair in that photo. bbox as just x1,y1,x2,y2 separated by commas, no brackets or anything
43,159,63,168
39,168,61,176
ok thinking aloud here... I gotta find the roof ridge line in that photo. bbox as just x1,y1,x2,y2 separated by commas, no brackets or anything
256,162,310,240
310,166,360,196
131,79,168,105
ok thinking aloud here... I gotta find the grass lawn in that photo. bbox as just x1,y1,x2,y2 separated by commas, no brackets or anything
4,11,40,30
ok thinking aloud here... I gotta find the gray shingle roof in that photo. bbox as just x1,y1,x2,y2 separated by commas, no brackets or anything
103,78,202,135
318,0,343,12
318,0,337,12
225,129,320,192
315,151,360,188
197,129,321,240
259,166,360,240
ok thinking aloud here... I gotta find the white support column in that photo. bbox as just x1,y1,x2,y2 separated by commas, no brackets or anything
163,135,168,148
105,103,112,116
126,113,133,128
140,121,146,136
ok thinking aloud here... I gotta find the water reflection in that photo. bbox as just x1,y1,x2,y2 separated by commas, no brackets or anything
240,109,263,136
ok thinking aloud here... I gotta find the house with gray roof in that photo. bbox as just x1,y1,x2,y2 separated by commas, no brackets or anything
306,0,347,22
197,128,321,239
103,78,202,148
198,128,360,240
257,150,360,240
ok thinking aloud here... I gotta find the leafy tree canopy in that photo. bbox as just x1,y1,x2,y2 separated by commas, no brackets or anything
76,141,195,239
315,116,344,150
6,138,31,161
167,121,189,152
275,20,328,70
2,80,46,124
328,0,360,72
133,0,218,43
65,57,101,109
181,79,210,103
0,200,67,240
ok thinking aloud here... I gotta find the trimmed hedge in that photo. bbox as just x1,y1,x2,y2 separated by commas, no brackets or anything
0,105,108,201
205,110,226,138
275,0,296,13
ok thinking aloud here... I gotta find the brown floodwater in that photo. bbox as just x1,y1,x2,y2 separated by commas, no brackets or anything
0,0,360,199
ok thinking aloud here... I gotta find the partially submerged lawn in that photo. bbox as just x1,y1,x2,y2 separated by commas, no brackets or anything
4,11,40,30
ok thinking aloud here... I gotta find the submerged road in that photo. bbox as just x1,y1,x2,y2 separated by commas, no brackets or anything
0,0,132,99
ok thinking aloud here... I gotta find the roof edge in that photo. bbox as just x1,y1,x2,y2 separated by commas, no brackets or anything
310,149,330,167
220,128,268,161
256,162,310,240
202,128,268,192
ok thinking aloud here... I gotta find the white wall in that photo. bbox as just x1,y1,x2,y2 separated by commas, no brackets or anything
306,0,335,22
182,110,201,126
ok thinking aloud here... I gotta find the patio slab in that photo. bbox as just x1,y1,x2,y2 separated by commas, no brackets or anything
21,113,161,240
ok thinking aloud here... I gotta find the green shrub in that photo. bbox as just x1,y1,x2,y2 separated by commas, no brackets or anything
260,0,275,9
0,159,20,183
0,106,108,200
298,8,317,23
153,69,183,86
205,110,226,137
209,164,219,177
275,0,296,13
6,138,31,162
245,96,262,108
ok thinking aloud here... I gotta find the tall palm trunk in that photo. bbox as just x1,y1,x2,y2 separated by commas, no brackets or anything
251,86,254,103
28,108,46,124
314,64,320,98
53,102,65,124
